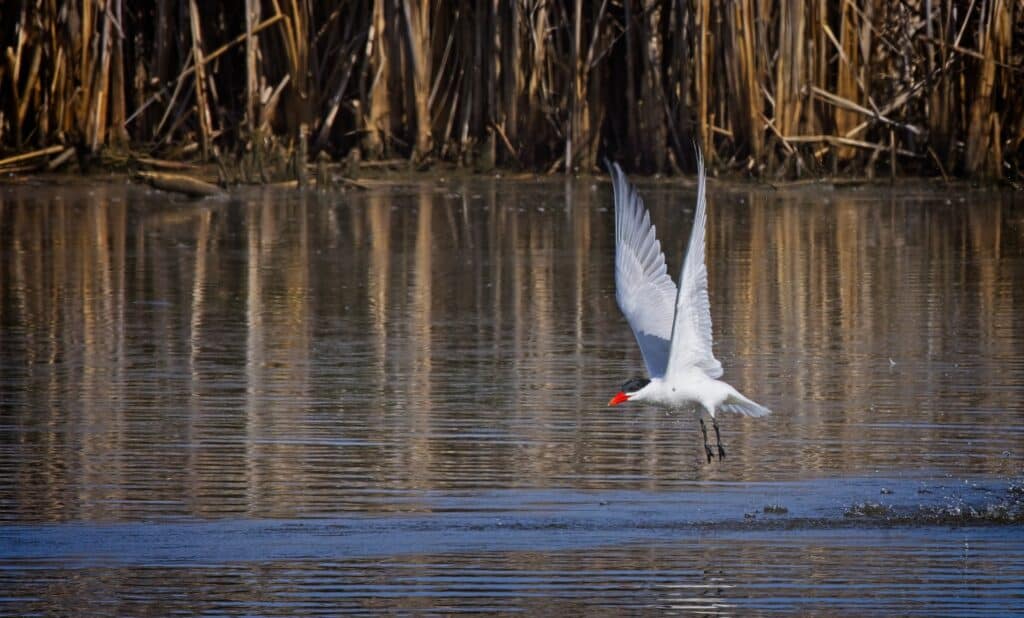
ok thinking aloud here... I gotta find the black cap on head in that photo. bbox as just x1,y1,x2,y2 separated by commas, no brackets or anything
620,377,650,394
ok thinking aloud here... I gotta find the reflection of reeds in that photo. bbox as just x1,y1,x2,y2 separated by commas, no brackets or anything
0,1,1020,178
3,179,1024,513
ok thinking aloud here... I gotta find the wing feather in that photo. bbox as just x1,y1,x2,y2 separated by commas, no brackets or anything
666,149,723,379
609,162,677,378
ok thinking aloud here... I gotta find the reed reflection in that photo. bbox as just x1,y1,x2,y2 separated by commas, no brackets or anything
0,180,1022,522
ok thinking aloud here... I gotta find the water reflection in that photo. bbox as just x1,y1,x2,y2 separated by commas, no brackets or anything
1,180,1022,523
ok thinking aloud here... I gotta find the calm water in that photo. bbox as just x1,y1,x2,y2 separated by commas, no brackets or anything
1,176,1022,614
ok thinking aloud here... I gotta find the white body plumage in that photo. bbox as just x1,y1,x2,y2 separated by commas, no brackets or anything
626,369,771,419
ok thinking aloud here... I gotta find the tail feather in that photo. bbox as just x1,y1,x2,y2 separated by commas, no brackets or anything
720,393,771,418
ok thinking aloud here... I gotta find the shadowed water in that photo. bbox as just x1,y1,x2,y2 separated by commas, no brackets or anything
1,177,1022,614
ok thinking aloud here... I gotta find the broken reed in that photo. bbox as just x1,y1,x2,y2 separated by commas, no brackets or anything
1,0,1021,178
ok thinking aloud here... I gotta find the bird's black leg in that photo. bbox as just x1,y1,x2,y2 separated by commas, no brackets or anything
712,417,726,460
699,418,714,463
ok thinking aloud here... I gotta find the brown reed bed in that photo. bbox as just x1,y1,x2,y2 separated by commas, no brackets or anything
0,1,1021,181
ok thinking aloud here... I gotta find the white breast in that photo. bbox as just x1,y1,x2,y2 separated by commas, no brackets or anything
632,371,729,412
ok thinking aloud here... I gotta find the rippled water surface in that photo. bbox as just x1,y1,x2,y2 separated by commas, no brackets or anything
1,176,1022,614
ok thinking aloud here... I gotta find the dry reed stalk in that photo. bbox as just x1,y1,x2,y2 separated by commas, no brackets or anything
743,0,764,160
526,2,551,166
108,0,129,147
785,134,920,157
15,42,42,146
46,147,77,171
965,0,1010,177
138,171,225,197
428,7,462,160
775,0,805,140
637,0,667,172
315,12,362,151
76,0,93,145
695,0,711,159
363,0,392,159
0,145,65,169
246,0,262,136
500,1,523,151
834,0,868,160
810,86,921,136
270,0,312,135
566,0,583,173
188,0,214,159
87,0,114,152
4,8,25,146
401,0,432,160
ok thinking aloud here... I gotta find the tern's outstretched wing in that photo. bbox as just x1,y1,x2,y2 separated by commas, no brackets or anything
665,149,723,380
609,162,678,378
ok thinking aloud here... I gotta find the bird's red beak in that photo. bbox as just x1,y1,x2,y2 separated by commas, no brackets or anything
608,391,629,406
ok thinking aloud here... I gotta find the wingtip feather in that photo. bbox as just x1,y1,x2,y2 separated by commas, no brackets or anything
721,397,772,418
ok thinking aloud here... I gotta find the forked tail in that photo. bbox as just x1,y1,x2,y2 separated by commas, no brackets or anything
719,391,772,418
